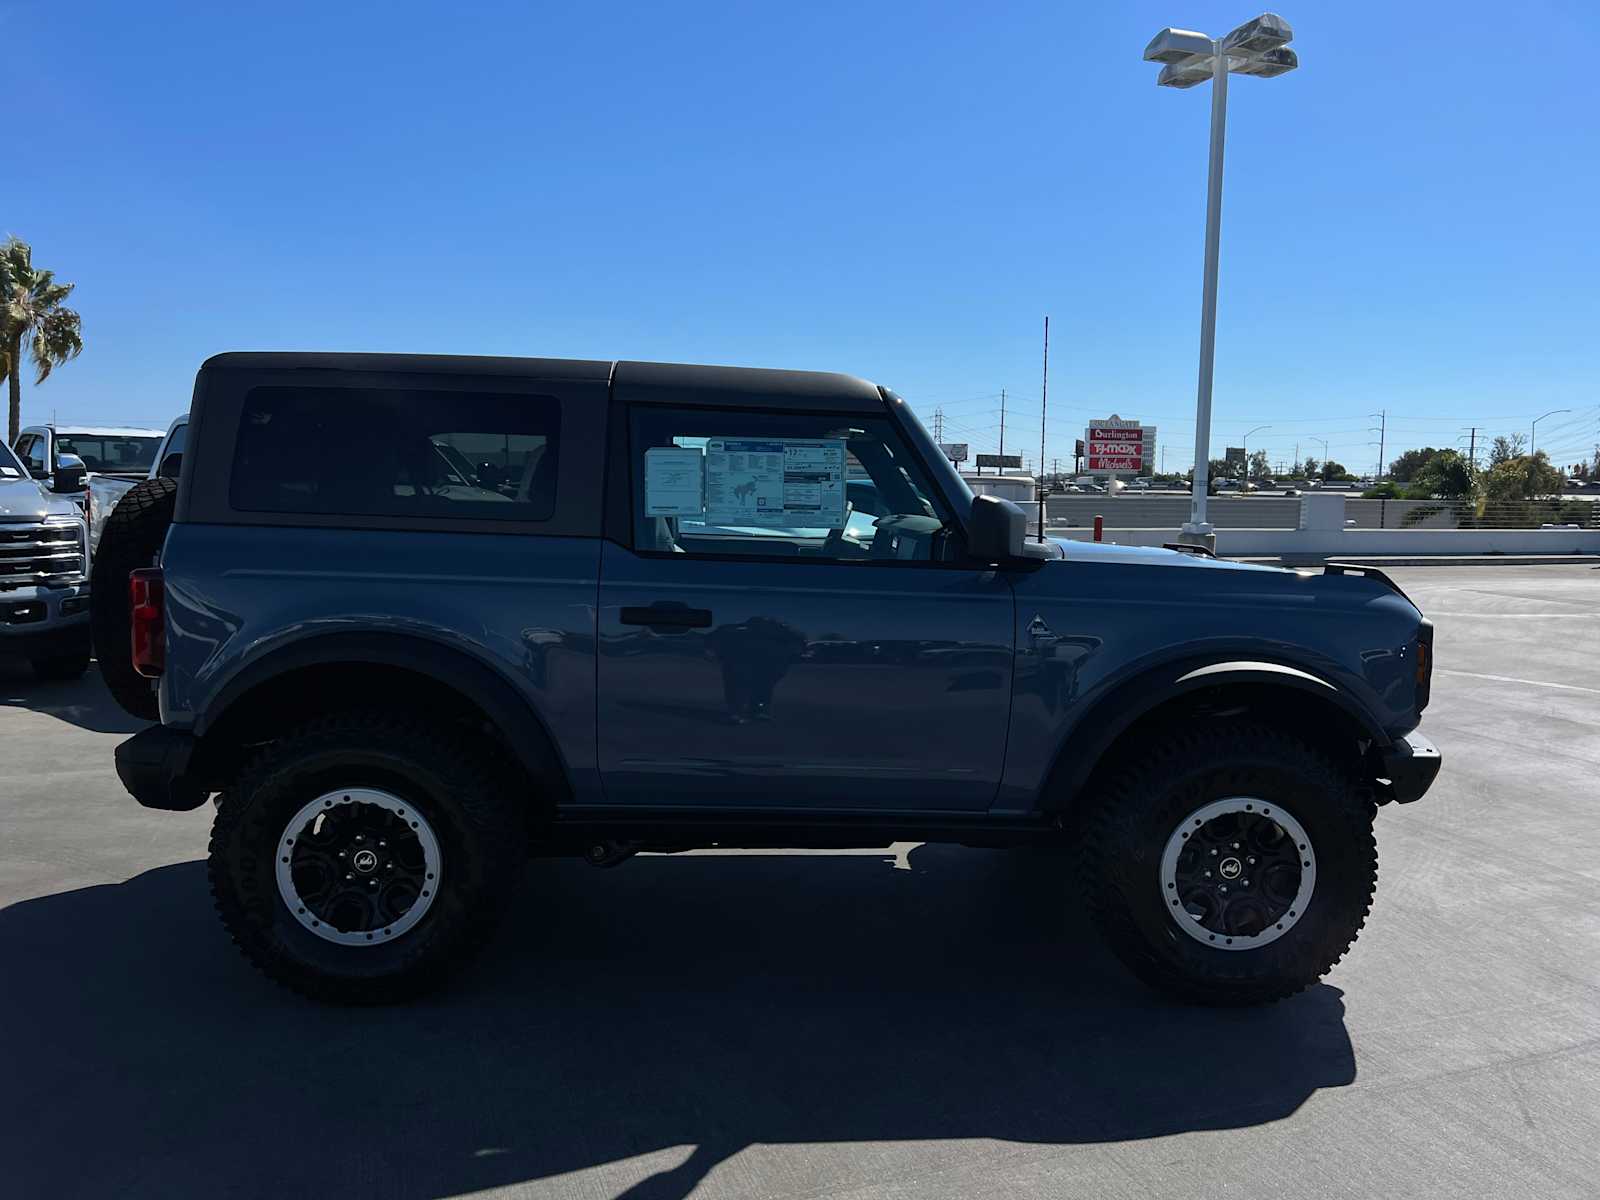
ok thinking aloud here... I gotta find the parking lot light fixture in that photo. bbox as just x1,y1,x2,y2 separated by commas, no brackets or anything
1531,409,1570,456
1242,424,1270,478
1143,14,1298,540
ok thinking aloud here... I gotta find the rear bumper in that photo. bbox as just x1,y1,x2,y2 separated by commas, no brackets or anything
114,724,209,811
1375,730,1442,804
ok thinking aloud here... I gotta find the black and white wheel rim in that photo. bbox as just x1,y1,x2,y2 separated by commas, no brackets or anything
1159,797,1316,951
275,788,442,947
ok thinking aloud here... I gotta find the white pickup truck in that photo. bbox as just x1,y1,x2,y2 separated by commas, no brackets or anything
13,419,186,555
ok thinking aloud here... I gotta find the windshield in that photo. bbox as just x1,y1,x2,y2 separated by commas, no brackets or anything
55,434,162,473
884,390,973,516
0,440,24,480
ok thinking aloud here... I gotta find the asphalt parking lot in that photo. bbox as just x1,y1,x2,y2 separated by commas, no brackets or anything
2,564,1596,1199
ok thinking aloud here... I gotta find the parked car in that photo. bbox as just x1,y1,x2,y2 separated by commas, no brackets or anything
0,438,91,678
108,352,1440,1006
12,422,175,555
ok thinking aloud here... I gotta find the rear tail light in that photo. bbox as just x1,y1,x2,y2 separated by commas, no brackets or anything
130,567,165,678
1415,618,1434,711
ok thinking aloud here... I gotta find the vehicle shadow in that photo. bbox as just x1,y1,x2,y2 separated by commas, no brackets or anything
0,845,1356,1199
0,660,148,734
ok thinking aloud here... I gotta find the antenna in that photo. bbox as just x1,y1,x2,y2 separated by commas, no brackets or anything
998,389,1006,467
1037,316,1049,542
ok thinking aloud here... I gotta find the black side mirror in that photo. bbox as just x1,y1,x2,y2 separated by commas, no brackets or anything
967,494,1028,561
157,452,182,480
52,453,87,493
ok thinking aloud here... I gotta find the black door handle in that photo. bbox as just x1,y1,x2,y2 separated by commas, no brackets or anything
620,604,713,629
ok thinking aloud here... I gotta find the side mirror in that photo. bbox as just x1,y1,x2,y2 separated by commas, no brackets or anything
967,494,1028,561
52,453,87,494
157,452,182,480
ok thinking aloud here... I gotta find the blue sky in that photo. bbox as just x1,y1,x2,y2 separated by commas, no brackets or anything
10,0,1599,474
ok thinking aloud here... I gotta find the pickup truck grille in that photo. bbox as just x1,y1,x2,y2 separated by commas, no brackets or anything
0,522,86,589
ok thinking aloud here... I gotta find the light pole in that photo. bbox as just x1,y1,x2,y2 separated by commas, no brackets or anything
1242,423,1270,483
1144,14,1298,544
1531,409,1570,457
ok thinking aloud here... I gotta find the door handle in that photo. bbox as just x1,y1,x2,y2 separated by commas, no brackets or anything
620,604,714,630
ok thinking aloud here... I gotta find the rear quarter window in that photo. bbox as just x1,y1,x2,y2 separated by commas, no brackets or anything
229,387,560,521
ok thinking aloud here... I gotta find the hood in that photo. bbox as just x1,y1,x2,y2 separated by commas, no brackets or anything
1049,537,1286,574
0,475,76,522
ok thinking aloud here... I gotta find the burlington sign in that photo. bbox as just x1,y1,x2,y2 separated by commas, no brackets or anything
1086,416,1155,475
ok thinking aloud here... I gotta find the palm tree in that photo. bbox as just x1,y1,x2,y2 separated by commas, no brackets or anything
1,237,84,442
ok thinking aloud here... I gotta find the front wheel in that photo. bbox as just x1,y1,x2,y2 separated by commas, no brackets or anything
208,711,525,1003
1080,723,1377,1006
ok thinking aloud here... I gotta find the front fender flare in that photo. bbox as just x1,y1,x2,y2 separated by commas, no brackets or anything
1042,657,1391,812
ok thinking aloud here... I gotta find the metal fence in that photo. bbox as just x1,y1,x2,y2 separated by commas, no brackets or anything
1044,496,1301,529
1352,498,1600,530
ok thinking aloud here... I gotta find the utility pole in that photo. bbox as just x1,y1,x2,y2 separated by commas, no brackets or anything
1466,426,1477,470
932,407,943,443
1369,410,1387,479
998,389,1007,468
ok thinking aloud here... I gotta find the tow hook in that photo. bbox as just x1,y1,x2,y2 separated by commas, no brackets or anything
585,840,639,868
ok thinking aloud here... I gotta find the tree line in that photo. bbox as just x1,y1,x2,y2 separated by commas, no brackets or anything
1375,438,1578,504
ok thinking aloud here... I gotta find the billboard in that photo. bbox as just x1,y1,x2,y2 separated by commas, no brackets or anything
1086,416,1152,474
939,442,969,463
975,453,1022,470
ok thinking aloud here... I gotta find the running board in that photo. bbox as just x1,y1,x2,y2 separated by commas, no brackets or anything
546,807,1062,851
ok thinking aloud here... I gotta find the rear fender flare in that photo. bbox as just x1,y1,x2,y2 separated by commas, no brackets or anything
194,631,570,795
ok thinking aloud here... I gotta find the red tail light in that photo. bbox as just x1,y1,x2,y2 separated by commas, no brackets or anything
130,567,165,678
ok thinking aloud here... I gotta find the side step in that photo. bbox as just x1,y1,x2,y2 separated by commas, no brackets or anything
545,807,1064,854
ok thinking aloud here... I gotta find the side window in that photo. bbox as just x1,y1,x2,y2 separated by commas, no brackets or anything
16,435,44,475
230,386,561,521
630,408,950,562
157,424,186,479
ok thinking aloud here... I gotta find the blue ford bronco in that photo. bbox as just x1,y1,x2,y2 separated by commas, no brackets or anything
106,353,1440,1004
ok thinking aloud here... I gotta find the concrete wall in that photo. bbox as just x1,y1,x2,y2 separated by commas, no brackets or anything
1052,526,1600,558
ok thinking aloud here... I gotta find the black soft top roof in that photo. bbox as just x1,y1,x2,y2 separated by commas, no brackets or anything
199,353,885,413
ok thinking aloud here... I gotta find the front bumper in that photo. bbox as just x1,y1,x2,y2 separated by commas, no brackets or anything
115,724,209,811
1375,730,1442,804
0,588,89,660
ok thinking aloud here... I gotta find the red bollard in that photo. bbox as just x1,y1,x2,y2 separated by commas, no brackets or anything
1093,515,1104,542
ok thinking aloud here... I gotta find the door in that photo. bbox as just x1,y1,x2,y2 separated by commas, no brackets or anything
596,404,1015,812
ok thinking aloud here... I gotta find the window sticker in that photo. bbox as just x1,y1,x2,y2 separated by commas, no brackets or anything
703,439,847,528
644,446,705,516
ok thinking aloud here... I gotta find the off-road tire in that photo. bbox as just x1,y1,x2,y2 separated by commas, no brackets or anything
1081,722,1377,1006
31,650,91,680
209,710,526,1004
90,477,178,719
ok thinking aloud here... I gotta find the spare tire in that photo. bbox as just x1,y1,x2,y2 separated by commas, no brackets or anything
91,478,178,720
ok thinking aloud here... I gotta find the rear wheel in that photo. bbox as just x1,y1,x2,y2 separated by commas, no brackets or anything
1081,723,1377,1006
209,711,525,1003
90,477,177,719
